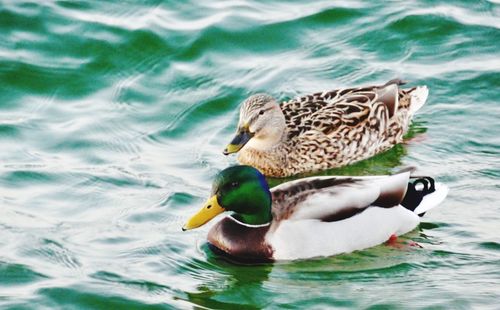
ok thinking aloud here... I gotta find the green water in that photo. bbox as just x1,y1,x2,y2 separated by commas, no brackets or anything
1,0,499,309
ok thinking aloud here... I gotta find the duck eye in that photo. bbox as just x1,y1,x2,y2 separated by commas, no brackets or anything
259,110,265,115
231,182,239,188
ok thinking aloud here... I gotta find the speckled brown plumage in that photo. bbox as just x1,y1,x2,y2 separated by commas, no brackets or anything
236,79,428,177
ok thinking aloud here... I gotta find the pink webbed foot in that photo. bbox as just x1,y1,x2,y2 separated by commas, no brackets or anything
386,234,422,249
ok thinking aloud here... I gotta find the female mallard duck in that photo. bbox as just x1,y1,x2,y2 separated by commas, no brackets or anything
223,79,429,177
182,165,448,262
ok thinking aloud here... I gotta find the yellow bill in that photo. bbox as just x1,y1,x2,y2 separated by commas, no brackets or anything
182,195,225,231
223,125,253,155
223,142,244,154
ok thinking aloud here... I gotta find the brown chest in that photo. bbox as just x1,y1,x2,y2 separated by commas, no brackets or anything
207,217,274,263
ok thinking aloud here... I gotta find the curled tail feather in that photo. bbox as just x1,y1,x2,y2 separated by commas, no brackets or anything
401,177,448,216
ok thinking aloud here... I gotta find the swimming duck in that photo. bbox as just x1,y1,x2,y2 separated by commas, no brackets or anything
223,79,429,177
182,165,448,262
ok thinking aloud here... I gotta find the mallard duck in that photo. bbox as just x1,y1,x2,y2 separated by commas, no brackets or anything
182,165,448,262
223,79,429,177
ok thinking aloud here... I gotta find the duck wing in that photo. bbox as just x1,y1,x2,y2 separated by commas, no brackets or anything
281,79,414,139
270,172,410,222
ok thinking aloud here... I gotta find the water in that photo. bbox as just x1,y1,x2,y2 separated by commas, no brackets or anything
1,0,499,308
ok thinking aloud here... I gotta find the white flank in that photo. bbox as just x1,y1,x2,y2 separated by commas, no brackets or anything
409,86,429,114
288,185,380,220
288,172,410,220
267,206,419,261
413,182,449,215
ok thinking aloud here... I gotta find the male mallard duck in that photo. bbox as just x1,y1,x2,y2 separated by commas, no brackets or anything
182,165,448,262
223,79,429,177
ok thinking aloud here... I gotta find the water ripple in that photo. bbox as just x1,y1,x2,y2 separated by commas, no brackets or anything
0,0,499,308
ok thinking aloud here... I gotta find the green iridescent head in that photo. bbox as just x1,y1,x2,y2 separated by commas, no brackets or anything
183,165,272,230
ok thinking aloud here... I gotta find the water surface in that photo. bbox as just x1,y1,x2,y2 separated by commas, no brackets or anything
1,0,499,309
